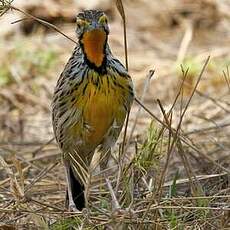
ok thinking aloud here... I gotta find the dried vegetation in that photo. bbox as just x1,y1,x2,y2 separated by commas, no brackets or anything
0,0,230,229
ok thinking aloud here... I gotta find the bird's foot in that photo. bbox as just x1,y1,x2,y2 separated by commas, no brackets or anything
68,202,79,212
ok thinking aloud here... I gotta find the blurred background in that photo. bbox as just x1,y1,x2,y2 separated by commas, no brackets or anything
0,0,230,227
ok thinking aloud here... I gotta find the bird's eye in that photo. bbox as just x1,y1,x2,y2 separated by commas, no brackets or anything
98,15,108,24
76,19,88,29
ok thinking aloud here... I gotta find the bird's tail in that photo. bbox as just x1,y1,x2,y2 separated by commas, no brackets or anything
66,165,85,210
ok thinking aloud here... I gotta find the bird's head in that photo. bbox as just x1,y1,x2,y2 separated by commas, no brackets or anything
76,10,109,68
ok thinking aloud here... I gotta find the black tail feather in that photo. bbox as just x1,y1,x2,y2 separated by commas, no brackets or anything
67,166,85,210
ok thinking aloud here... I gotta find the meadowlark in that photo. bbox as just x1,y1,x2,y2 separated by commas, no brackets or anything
52,10,134,211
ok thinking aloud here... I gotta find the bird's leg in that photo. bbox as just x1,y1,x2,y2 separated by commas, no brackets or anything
63,159,78,212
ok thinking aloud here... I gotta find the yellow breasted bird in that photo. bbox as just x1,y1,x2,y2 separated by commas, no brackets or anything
52,10,134,211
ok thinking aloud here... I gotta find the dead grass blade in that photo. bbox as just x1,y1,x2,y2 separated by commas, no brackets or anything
223,66,230,90
116,0,128,70
24,161,59,195
127,70,155,148
176,20,194,64
106,178,120,210
0,155,24,201
115,0,130,193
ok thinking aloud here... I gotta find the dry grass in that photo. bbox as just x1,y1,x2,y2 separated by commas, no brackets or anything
0,0,230,229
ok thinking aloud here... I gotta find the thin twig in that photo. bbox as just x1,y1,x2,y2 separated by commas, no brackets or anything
115,0,130,196
24,161,59,194
6,4,77,44
176,20,193,64
106,178,121,210
127,70,155,148
32,138,55,157
116,0,128,70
